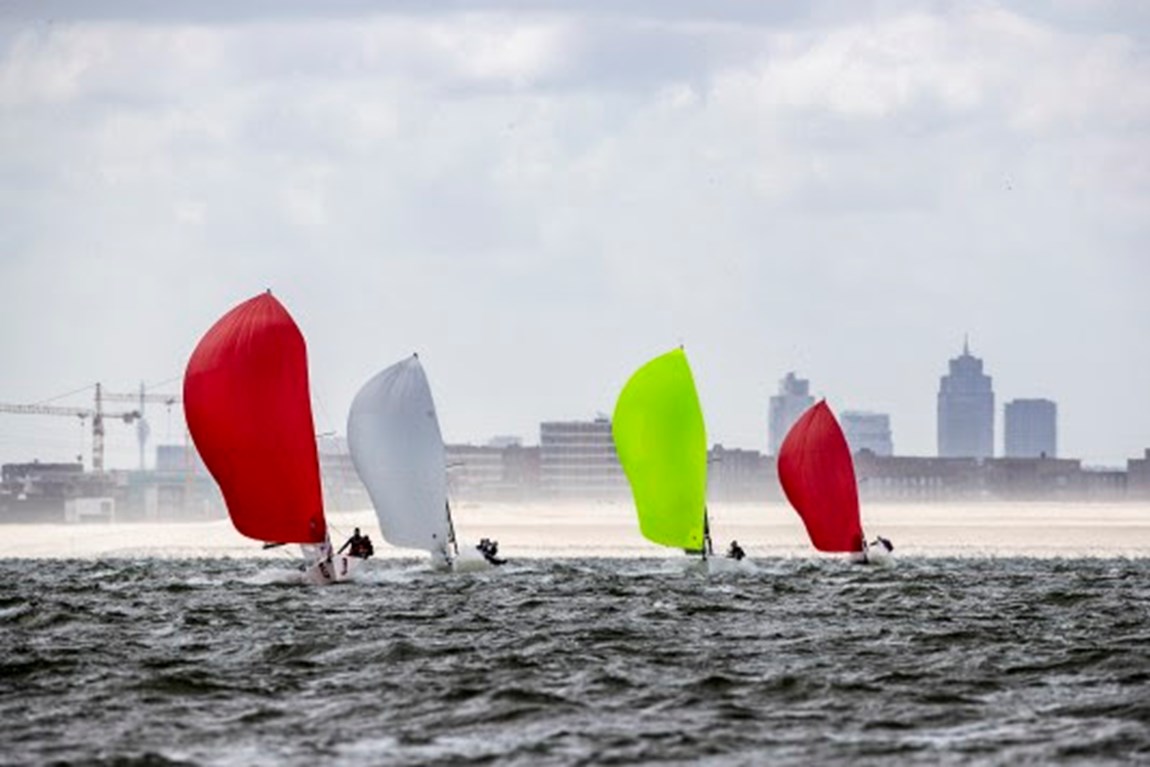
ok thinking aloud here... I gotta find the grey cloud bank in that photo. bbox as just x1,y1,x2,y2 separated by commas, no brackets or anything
0,1,1146,468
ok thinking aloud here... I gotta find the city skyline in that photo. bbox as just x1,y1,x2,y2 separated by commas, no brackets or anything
0,2,1147,468
0,338,1140,471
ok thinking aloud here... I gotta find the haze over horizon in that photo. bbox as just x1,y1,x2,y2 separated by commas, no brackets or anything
1,0,1147,469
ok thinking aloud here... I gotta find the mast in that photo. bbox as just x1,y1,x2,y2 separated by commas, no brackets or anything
703,508,713,560
445,501,459,557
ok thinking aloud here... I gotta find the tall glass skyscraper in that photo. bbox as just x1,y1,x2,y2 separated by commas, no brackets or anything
937,341,994,458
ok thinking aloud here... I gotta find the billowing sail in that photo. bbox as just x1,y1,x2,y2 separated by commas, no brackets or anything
347,355,452,555
183,292,326,544
612,348,708,551
777,400,864,553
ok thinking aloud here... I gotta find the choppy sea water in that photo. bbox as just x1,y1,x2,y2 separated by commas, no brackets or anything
2,557,1148,766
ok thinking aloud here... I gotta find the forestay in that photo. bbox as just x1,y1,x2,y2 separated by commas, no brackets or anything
612,348,708,552
347,355,453,556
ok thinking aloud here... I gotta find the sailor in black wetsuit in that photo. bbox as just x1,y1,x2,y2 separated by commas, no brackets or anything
476,537,506,566
726,540,746,561
338,528,374,559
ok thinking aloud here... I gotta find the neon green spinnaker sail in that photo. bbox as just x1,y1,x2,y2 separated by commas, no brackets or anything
611,348,707,551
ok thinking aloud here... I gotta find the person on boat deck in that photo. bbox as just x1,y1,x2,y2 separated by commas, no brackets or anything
338,528,374,559
726,540,746,561
357,534,374,559
871,536,893,553
477,537,506,566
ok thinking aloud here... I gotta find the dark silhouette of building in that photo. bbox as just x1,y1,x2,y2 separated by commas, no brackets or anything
708,444,779,502
841,411,894,456
937,340,994,458
1127,450,1150,499
1004,399,1057,458
768,372,814,455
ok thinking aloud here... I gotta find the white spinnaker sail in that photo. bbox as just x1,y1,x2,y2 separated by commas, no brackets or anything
347,355,452,556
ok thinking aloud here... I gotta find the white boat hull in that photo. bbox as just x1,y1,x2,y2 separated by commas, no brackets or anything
301,554,363,585
851,549,895,567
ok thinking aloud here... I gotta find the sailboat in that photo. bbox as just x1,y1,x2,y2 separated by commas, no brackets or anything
347,354,495,571
776,400,891,564
183,291,358,584
613,348,738,569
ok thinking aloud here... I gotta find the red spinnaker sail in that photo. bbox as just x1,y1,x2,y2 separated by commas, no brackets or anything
777,400,864,553
183,292,327,544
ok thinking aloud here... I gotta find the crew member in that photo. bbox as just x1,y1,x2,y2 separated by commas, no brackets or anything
477,537,506,566
338,527,373,559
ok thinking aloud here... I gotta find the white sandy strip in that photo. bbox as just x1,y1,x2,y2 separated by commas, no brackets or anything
1,502,1149,560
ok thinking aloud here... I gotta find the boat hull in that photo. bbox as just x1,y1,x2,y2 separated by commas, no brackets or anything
851,549,895,567
301,554,363,585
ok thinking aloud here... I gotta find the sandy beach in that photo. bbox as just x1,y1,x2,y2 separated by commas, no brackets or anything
2,502,1149,560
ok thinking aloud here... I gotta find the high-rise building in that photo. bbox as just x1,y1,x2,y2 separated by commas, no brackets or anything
1004,399,1057,458
768,372,815,455
841,411,894,456
539,418,625,498
937,340,994,458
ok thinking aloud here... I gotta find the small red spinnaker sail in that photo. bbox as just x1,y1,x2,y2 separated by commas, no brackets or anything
183,292,327,544
777,400,864,553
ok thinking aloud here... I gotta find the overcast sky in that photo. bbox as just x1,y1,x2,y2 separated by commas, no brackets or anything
1,0,1147,470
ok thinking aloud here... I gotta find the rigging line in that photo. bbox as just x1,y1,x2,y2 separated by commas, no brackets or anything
262,542,301,563
312,394,337,438
33,382,96,406
328,522,353,548
271,545,297,563
145,375,182,391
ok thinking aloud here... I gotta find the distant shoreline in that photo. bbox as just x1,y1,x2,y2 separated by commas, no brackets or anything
2,502,1148,560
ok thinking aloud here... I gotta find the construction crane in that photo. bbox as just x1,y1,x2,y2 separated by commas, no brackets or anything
0,383,141,472
103,383,182,470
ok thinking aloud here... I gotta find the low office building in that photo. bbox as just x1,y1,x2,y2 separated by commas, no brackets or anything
841,411,894,457
540,418,626,499
1004,399,1057,458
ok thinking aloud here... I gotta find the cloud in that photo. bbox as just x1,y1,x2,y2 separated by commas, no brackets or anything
0,3,1147,467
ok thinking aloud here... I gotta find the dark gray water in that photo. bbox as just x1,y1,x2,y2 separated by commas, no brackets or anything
2,557,1148,766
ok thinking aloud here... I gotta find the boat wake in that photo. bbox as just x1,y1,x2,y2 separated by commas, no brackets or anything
452,544,496,573
705,556,760,576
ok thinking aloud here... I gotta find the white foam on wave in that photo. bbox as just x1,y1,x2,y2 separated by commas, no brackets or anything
242,567,307,586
